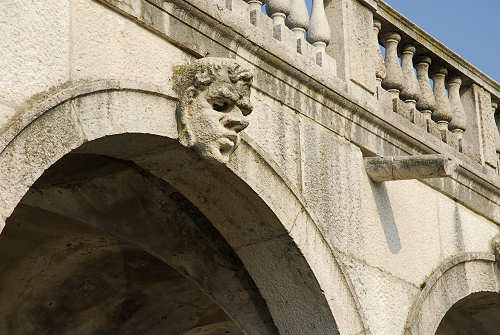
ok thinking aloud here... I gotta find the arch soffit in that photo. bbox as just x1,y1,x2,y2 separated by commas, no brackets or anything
405,252,498,335
0,80,365,335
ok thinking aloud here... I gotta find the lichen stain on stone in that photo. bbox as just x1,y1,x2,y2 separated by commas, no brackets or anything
173,65,187,77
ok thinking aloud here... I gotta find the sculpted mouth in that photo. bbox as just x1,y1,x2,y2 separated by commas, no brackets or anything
219,134,238,153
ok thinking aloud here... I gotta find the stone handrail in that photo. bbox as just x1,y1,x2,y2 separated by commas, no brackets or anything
244,0,335,68
371,0,500,171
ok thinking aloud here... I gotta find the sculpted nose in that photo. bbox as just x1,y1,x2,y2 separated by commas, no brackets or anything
223,106,249,133
224,117,249,133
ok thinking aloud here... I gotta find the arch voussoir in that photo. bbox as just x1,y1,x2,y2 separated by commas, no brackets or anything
405,253,498,335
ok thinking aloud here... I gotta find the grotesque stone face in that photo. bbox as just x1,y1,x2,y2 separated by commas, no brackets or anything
174,57,254,163
493,234,500,263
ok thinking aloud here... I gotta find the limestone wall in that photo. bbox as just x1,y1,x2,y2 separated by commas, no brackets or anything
0,1,499,335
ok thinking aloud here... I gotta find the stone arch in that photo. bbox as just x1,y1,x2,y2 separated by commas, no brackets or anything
0,81,364,335
404,253,498,335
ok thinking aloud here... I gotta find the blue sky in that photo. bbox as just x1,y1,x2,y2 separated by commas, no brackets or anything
298,1,499,82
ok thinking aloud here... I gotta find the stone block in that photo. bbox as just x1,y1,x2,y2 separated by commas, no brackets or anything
299,115,364,254
447,131,460,152
415,263,468,334
336,253,419,335
0,104,17,133
413,110,428,131
73,90,178,143
437,195,500,260
71,0,191,96
460,85,482,162
377,87,394,114
428,119,443,141
347,0,376,94
325,0,348,80
476,86,498,167
107,91,178,139
361,177,442,286
0,103,83,219
288,210,365,335
455,203,499,254
0,0,70,107
238,235,341,335
393,99,412,121
245,90,301,187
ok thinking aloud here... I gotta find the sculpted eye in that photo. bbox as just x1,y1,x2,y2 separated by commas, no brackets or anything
212,100,228,112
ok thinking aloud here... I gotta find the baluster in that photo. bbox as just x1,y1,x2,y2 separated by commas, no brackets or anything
244,0,265,25
286,0,309,39
267,0,291,40
431,67,453,134
492,102,500,169
447,76,466,151
286,0,309,53
400,44,421,118
307,0,331,65
415,56,436,123
381,32,403,99
373,19,386,87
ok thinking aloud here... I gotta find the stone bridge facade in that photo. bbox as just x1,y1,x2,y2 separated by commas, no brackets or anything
1,0,499,334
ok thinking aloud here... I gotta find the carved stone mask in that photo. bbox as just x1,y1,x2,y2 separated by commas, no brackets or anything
493,234,500,264
174,57,254,163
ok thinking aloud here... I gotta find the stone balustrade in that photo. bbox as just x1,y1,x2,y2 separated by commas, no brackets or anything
494,102,500,172
169,0,499,176
244,0,333,66
371,0,500,171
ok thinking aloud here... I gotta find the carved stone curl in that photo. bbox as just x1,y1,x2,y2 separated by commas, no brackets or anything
174,57,254,163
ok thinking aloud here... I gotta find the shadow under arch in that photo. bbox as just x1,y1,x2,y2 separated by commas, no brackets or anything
436,291,500,334
0,81,363,334
404,253,498,335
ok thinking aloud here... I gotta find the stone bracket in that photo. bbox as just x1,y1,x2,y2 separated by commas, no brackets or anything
364,154,457,182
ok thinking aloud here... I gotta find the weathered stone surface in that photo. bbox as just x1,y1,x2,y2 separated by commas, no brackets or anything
246,90,301,187
407,259,497,335
299,114,364,254
1,1,500,335
348,0,376,94
365,154,457,182
360,177,442,286
336,253,419,335
476,85,498,167
438,198,500,259
0,104,17,133
71,0,191,95
173,57,253,163
0,0,70,109
0,104,83,220
287,208,365,335
238,235,341,335
461,85,483,162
